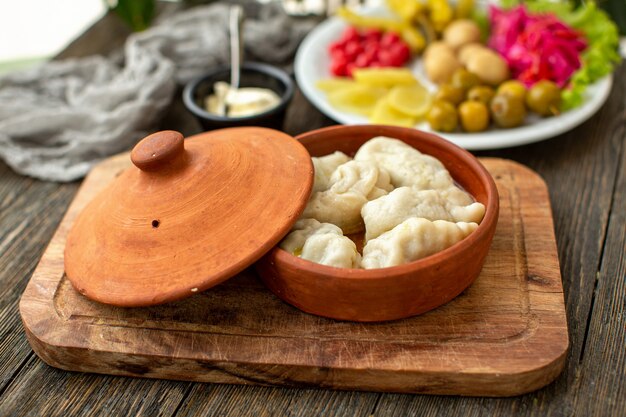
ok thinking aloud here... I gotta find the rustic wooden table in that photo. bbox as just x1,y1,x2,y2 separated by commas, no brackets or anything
0,9,624,417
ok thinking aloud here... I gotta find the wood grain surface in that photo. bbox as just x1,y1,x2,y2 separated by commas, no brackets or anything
0,5,623,417
20,155,567,397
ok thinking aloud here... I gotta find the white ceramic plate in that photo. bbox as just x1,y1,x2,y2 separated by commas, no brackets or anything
294,9,613,150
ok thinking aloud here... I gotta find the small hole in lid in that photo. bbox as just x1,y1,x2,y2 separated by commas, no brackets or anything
152,220,160,228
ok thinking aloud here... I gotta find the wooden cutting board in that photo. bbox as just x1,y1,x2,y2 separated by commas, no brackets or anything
19,155,568,397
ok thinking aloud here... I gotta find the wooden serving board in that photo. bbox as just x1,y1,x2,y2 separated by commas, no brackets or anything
20,155,568,397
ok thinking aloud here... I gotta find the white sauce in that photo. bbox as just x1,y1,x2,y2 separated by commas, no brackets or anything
205,81,281,117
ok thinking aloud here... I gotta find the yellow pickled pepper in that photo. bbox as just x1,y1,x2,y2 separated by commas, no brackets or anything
386,0,423,22
415,13,437,44
428,0,453,32
455,0,475,19
400,26,426,53
337,7,404,32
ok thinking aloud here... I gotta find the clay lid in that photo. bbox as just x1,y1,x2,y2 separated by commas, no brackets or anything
64,128,313,307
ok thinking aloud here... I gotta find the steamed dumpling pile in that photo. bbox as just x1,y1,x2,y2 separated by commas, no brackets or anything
302,160,393,234
280,136,486,269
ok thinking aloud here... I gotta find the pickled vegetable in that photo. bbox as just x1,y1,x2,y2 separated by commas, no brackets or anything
328,27,412,76
526,80,561,116
370,98,417,127
387,84,433,117
327,85,388,116
490,95,526,128
427,101,458,132
428,0,454,32
353,68,418,88
435,84,464,106
337,7,404,32
459,101,489,132
400,26,427,53
455,0,475,19
451,68,481,92
497,80,527,102
416,14,437,44
467,86,495,105
316,78,358,93
386,0,423,22
337,7,425,52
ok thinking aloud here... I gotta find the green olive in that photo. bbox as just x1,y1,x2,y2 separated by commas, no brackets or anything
467,86,495,105
451,68,481,92
490,94,526,128
497,80,527,102
526,80,562,116
427,100,458,132
435,84,465,106
459,101,489,132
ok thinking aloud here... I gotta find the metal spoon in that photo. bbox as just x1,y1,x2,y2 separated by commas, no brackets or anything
229,5,244,90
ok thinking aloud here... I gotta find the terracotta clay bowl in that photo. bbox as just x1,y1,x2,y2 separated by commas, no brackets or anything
255,125,499,322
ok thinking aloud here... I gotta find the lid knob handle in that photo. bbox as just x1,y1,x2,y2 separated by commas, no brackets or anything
131,131,185,172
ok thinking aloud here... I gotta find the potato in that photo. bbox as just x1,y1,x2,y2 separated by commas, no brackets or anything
465,49,510,86
424,41,455,61
424,47,461,84
443,19,481,51
458,42,488,66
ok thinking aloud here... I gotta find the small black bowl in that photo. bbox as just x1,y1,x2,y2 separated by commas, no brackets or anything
183,62,294,130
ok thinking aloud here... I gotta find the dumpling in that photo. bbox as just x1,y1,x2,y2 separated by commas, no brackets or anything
327,160,393,196
280,219,360,268
300,233,361,268
438,185,475,206
361,187,485,241
302,160,393,234
366,165,393,200
311,151,351,192
302,191,367,234
280,218,341,253
354,136,450,188
361,218,478,269
354,136,454,189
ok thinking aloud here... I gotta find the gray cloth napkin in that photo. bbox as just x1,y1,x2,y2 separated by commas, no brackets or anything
0,2,313,182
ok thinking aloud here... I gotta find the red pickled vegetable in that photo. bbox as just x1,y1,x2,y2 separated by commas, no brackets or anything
327,26,411,76
488,5,587,87
363,28,383,42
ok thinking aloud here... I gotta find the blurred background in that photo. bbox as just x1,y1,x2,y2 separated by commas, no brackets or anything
0,0,105,74
0,0,623,77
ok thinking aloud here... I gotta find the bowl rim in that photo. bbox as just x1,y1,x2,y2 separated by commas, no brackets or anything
182,61,294,122
271,124,500,280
